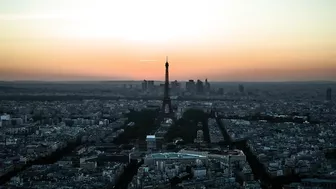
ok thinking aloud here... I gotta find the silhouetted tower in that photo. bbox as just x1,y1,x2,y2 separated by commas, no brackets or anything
196,79,204,94
160,56,174,120
326,88,332,101
205,78,211,93
142,80,148,91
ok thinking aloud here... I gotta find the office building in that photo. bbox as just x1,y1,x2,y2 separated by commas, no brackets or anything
142,80,147,91
142,80,155,92
205,79,211,93
196,80,204,94
171,80,181,93
186,80,196,93
147,80,155,90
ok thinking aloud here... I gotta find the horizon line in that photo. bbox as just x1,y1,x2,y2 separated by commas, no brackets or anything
1,80,336,83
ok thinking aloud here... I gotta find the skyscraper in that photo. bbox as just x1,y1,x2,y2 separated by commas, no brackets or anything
326,88,332,101
205,79,211,93
186,80,196,93
171,80,181,93
147,80,155,90
196,80,204,94
142,80,148,91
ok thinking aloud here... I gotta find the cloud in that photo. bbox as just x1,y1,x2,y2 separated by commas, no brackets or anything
140,60,157,62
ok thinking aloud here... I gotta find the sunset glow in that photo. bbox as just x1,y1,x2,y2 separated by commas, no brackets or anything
1,0,336,81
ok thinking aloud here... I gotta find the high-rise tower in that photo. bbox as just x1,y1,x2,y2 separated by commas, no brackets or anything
160,56,174,121
205,79,211,93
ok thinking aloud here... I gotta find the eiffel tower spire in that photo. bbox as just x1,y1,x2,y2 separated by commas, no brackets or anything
161,56,174,121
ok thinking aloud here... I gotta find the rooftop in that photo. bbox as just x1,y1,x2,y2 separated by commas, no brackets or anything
148,152,206,159
146,135,156,139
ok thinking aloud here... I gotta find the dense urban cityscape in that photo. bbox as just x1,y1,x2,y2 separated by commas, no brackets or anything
0,58,335,189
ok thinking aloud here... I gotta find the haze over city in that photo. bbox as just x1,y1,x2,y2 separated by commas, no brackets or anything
1,0,336,81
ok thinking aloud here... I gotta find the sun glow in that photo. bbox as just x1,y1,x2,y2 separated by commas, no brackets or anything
1,0,336,81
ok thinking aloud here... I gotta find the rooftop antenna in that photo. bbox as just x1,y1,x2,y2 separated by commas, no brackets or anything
166,56,168,63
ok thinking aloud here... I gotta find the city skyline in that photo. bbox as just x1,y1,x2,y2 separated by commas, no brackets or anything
1,0,336,81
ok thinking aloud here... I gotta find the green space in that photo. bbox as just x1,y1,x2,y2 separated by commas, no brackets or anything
165,109,210,143
113,109,158,144
325,148,336,159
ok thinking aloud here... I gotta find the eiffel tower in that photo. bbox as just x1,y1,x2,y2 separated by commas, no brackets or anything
160,56,175,122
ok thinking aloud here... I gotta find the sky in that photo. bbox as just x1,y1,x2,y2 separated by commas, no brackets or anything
0,0,336,81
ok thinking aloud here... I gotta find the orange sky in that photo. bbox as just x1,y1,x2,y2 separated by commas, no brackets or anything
1,0,336,81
